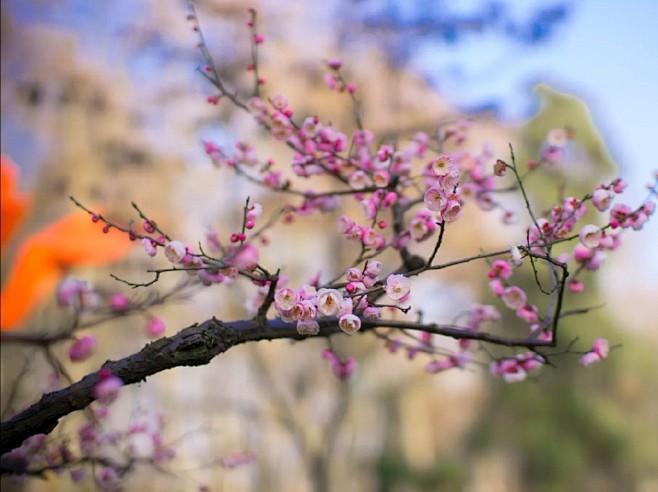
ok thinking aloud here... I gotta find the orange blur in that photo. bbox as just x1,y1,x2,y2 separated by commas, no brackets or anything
1,156,133,330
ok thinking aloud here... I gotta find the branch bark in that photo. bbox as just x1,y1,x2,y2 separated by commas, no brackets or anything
1,316,551,456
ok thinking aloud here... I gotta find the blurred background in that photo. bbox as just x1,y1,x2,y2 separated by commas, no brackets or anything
1,1,657,491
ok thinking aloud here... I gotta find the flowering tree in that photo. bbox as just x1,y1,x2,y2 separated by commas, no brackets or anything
1,5,656,490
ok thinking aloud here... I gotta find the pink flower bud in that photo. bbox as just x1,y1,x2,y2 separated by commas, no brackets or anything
141,238,157,257
109,293,130,312
145,317,166,338
69,335,97,362
94,375,123,405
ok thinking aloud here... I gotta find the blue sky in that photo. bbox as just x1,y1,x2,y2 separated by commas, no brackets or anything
408,0,658,202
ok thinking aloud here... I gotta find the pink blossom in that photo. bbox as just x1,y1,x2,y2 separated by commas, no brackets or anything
94,374,123,405
246,203,262,221
229,244,259,269
145,317,166,338
579,352,602,367
592,338,610,358
109,293,130,312
385,274,411,301
297,320,320,336
373,170,390,187
69,335,97,362
345,268,362,282
441,195,463,222
517,353,543,374
579,338,610,367
360,199,377,220
339,296,354,317
516,304,538,323
502,286,527,310
338,314,361,335
322,350,357,381
364,260,383,278
592,188,613,211
488,260,512,280
337,215,355,234
578,224,602,248
57,278,87,307
425,359,454,373
316,289,343,316
609,203,633,227
274,287,298,311
490,359,527,383
198,268,225,285
611,178,627,193
424,187,447,211
324,73,338,90
568,279,585,293
141,238,157,257
348,170,371,190
409,216,435,242
488,279,505,296
361,227,384,249
493,159,507,177
572,243,593,263
362,306,381,318
164,240,187,263
431,154,454,176
582,251,606,270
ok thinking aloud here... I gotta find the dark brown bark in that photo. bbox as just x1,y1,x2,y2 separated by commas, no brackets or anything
1,316,550,456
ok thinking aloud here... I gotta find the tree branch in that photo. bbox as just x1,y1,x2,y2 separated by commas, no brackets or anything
1,316,554,456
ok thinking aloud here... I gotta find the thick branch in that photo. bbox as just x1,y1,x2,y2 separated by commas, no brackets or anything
1,316,552,456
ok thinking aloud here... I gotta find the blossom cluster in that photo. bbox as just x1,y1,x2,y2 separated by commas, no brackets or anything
272,261,413,336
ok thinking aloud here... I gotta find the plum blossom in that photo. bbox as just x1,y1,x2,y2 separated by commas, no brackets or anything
274,287,298,311
441,195,463,222
316,289,343,316
592,188,613,211
579,338,610,367
57,278,99,311
296,320,320,336
488,260,511,280
578,224,602,248
338,314,361,335
431,154,454,176
164,240,187,264
423,187,446,211
322,350,357,381
141,238,157,257
364,260,383,278
385,274,410,301
501,286,527,310
228,244,259,269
